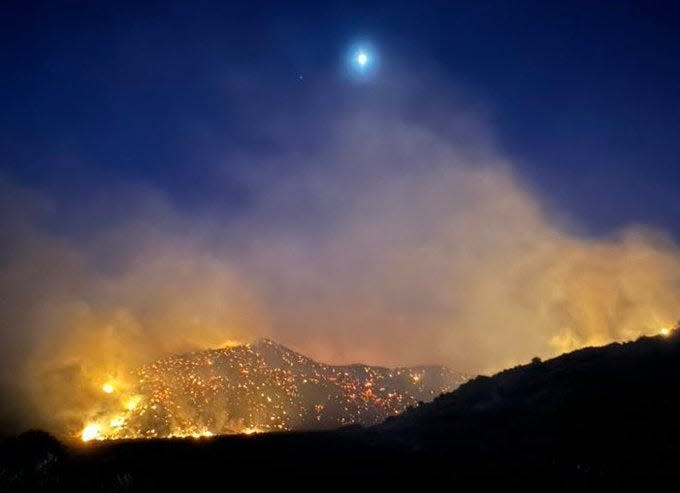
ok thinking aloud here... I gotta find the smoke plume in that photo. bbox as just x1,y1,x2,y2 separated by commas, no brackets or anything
1,69,679,436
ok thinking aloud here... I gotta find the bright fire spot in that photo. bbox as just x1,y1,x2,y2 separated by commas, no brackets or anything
411,374,421,383
102,383,115,394
81,423,102,442
109,416,125,428
124,395,142,411
660,327,670,337
190,431,214,439
243,427,263,435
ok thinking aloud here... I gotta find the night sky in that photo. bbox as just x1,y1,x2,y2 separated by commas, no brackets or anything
3,1,680,236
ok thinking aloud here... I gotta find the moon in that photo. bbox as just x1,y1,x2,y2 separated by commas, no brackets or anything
346,42,378,80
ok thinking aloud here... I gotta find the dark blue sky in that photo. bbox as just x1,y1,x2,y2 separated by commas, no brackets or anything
3,1,680,237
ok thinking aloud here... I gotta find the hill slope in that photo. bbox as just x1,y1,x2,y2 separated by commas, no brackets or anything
377,330,680,480
100,338,466,439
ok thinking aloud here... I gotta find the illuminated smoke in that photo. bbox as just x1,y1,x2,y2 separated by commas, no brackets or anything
1,69,680,437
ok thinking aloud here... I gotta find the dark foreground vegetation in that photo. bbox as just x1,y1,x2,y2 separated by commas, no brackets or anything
3,331,680,491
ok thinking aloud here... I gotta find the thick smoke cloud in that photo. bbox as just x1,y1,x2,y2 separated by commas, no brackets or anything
237,112,680,371
0,181,266,433
1,68,680,435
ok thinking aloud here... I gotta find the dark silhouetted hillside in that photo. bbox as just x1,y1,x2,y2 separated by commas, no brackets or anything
377,330,680,484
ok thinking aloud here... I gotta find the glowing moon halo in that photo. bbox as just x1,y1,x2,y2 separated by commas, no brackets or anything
345,42,378,81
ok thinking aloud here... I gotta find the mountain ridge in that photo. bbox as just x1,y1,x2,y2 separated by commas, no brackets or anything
93,337,467,440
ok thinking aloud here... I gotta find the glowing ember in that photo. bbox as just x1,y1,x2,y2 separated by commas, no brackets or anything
77,339,466,441
102,383,115,394
243,427,263,435
191,431,214,439
660,327,670,337
81,423,102,442
124,395,142,411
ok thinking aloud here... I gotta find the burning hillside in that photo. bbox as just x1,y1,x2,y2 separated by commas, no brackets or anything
80,339,466,441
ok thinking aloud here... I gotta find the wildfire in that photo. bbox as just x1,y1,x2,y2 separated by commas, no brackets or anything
660,327,671,337
165,429,215,439
81,423,102,442
76,339,466,442
124,395,142,411
191,431,214,439
243,427,263,435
